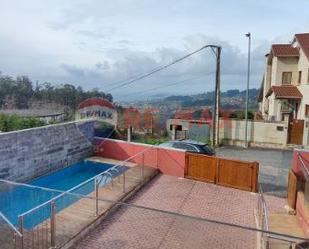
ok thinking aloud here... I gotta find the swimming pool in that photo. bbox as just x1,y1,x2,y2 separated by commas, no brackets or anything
0,161,127,229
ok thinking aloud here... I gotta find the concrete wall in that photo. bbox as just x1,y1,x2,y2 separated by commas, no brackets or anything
0,120,95,182
219,118,289,148
95,138,186,177
290,149,309,236
291,148,309,178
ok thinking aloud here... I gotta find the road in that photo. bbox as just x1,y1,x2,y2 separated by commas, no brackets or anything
216,146,293,197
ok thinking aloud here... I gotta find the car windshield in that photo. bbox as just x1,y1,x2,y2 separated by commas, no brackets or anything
159,142,174,148
199,145,213,154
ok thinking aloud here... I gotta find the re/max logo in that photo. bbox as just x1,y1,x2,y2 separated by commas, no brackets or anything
80,110,114,119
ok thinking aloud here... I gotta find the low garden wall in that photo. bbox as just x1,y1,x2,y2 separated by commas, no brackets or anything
95,138,186,177
219,118,289,148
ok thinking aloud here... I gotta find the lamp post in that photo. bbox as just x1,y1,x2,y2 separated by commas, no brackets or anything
245,32,251,148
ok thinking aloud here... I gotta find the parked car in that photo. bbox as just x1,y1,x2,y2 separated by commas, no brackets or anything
159,140,215,156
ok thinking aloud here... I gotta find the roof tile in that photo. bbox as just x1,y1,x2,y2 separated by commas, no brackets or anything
271,44,299,57
266,85,302,99
295,33,309,60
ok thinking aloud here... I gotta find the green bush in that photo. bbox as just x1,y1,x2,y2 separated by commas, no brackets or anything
0,114,46,132
132,134,169,145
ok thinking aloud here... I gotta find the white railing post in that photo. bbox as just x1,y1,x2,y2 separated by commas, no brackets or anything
123,172,126,193
95,179,99,216
141,153,145,181
118,164,123,183
50,200,56,248
18,216,24,249
156,147,159,169
265,237,270,249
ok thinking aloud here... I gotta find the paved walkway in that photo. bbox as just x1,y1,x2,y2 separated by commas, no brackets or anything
76,174,286,249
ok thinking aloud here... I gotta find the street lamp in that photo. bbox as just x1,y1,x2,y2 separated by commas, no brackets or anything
245,32,251,148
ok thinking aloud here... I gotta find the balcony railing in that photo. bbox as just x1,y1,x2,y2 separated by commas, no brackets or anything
257,184,304,249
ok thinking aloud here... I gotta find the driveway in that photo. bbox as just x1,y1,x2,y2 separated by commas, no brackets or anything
216,146,293,197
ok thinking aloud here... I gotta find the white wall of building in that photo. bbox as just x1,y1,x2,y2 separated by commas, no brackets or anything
297,49,309,84
297,50,309,119
273,57,299,85
268,94,282,120
298,85,309,119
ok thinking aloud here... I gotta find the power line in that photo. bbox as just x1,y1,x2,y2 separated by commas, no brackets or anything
102,71,153,88
133,72,214,96
105,45,215,93
103,69,207,89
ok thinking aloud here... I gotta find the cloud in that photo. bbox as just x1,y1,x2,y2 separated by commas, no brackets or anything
53,34,267,101
60,64,86,77
1,0,309,101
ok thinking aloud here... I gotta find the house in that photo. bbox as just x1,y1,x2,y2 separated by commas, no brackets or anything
166,118,211,141
258,33,309,145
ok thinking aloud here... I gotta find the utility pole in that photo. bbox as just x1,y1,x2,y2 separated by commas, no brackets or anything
245,33,251,148
211,46,222,148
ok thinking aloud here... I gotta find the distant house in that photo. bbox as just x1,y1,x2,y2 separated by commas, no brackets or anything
258,33,309,122
166,119,211,141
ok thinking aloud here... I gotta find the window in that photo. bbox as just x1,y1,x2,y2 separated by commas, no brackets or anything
282,72,292,84
306,105,309,116
298,71,302,84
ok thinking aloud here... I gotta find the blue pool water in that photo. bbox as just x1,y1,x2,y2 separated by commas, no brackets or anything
0,161,125,229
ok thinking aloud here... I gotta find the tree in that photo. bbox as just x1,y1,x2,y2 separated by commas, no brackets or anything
0,74,113,111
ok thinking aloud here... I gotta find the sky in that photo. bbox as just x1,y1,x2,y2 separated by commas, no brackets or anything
0,0,309,101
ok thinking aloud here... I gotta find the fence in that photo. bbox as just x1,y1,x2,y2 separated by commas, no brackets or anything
0,211,23,249
256,185,302,249
185,153,259,192
0,182,307,249
0,145,160,249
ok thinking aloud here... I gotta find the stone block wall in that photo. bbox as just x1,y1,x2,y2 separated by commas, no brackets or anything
0,120,95,182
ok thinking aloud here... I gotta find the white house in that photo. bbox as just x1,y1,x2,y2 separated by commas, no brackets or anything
258,33,309,145
259,33,309,122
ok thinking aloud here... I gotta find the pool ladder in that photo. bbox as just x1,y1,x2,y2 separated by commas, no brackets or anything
95,165,122,187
